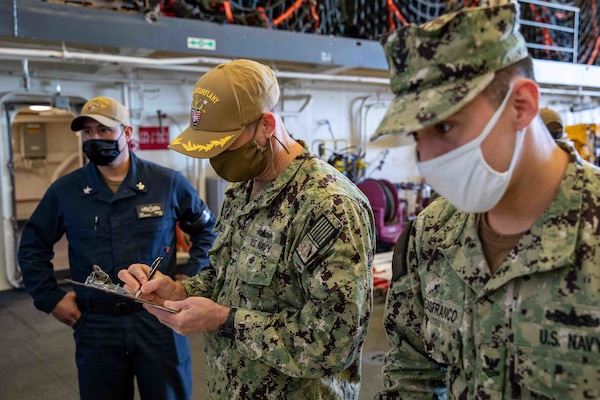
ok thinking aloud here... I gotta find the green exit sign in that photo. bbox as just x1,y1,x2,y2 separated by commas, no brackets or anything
187,37,216,51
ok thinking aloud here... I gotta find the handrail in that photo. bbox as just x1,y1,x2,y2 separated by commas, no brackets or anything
518,0,580,64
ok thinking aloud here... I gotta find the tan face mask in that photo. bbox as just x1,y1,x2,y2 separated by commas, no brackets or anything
210,139,272,182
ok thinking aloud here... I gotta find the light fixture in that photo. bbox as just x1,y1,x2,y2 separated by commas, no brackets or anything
29,105,52,112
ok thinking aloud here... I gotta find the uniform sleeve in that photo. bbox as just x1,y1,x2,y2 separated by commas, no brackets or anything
174,174,217,277
181,213,229,298
233,194,375,378
180,265,217,297
377,222,447,399
17,186,67,313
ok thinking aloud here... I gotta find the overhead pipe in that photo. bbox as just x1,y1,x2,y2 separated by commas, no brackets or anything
11,0,18,36
0,47,391,86
2,47,600,98
538,87,600,98
21,59,30,91
0,47,233,67
3,46,600,92
5,46,600,92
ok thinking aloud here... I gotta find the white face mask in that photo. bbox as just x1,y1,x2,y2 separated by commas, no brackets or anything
416,86,525,213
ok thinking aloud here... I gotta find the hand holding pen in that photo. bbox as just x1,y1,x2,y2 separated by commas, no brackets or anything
135,256,163,298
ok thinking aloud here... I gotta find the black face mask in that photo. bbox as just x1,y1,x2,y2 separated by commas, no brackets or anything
82,132,124,166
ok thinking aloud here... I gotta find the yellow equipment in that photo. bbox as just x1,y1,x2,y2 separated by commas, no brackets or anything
564,124,598,163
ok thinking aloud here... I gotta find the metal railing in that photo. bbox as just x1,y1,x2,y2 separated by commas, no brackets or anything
518,0,580,64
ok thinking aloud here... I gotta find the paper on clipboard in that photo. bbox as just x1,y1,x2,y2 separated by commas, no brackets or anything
65,265,177,313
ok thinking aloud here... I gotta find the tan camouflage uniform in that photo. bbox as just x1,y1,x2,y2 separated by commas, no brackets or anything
377,141,600,399
182,142,375,399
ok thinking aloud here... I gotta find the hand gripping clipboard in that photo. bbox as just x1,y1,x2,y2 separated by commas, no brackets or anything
65,265,177,313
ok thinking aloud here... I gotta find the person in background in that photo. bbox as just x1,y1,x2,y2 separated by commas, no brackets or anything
538,107,597,165
371,3,600,399
18,96,217,400
118,59,376,399
540,106,564,139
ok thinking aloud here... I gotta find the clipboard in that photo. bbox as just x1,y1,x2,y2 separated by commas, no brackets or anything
65,265,177,313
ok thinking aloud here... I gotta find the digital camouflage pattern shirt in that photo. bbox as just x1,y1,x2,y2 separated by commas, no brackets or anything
378,142,600,400
182,142,375,399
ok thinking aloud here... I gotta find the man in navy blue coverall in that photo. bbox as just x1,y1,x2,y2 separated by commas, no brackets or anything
18,96,217,400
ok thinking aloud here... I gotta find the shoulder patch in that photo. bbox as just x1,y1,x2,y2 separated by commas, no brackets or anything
296,213,342,265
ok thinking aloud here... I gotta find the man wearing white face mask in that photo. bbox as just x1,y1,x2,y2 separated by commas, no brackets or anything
371,3,600,400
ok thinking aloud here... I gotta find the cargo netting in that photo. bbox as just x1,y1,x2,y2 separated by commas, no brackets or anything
43,0,600,65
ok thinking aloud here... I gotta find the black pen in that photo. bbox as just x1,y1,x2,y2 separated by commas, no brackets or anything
135,256,164,298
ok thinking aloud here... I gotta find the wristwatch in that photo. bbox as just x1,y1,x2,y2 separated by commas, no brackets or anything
218,307,237,339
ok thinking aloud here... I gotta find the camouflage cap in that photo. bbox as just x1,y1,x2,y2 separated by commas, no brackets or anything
370,3,529,143
169,59,280,159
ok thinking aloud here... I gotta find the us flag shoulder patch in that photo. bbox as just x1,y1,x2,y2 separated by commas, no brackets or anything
296,213,341,264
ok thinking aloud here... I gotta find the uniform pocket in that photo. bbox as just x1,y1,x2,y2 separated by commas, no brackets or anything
515,338,600,399
133,215,169,235
514,301,600,400
234,240,282,286
133,216,170,261
67,224,107,273
231,236,283,311
72,311,88,331
422,313,462,365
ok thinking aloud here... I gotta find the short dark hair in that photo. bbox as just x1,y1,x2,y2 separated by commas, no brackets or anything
482,56,535,107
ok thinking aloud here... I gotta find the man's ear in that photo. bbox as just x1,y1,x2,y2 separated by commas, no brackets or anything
124,125,134,141
512,78,539,130
261,112,277,138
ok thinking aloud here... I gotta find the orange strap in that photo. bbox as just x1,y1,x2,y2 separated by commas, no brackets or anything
587,0,600,64
386,0,408,31
588,36,600,65
309,0,320,32
273,0,305,27
529,4,556,59
223,1,234,24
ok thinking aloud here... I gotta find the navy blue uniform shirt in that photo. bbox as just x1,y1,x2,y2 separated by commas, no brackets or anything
18,152,216,313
